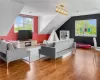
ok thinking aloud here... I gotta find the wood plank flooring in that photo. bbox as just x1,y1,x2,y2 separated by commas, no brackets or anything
0,49,100,80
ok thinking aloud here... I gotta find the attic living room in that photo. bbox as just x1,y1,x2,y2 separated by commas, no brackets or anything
1,0,100,80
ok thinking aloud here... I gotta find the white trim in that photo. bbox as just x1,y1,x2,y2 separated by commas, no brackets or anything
91,46,100,49
75,35,97,37
97,47,100,48
72,10,100,17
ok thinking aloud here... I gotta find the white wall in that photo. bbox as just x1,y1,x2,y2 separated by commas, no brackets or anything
96,0,100,9
0,0,23,36
38,14,56,33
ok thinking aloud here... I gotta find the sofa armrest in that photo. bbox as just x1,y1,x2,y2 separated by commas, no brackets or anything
41,45,55,48
40,46,56,58
6,48,30,63
72,42,76,54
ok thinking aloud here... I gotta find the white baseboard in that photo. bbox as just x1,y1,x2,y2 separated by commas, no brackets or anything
97,47,100,48
91,46,94,48
91,46,100,49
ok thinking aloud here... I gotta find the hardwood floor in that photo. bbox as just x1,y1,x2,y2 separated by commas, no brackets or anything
0,49,100,80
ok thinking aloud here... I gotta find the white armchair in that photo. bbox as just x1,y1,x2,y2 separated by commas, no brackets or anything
0,41,30,68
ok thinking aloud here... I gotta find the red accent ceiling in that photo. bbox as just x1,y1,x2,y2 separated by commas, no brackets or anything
0,16,50,43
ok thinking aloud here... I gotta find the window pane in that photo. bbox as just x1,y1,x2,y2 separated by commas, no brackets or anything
14,16,24,32
14,16,33,33
24,17,33,25
15,16,23,25
23,17,33,30
84,19,96,36
75,20,85,36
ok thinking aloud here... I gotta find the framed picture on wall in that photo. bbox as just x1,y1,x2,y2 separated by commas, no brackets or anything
60,30,70,40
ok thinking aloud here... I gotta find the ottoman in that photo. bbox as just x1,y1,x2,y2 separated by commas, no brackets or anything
76,43,91,49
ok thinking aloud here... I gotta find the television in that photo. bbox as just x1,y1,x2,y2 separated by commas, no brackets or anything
75,19,97,37
18,30,32,40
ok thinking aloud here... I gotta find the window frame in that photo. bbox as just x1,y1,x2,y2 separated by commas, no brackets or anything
75,19,97,37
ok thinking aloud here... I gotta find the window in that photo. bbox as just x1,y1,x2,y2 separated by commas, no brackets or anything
14,16,33,33
75,19,97,37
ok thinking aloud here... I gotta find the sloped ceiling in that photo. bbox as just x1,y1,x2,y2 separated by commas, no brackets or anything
40,14,71,34
0,0,23,36
38,14,57,32
12,0,59,16
12,0,100,16
3,0,100,35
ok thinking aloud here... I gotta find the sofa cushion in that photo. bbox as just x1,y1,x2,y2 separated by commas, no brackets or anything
0,39,4,44
55,39,74,53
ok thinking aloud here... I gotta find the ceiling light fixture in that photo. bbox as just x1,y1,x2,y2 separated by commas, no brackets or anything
56,5,68,15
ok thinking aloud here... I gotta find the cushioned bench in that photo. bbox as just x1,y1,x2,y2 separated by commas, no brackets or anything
76,43,91,49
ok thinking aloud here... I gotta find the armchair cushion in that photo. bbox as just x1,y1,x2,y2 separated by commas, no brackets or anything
10,41,19,49
0,41,8,54
7,43,15,50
